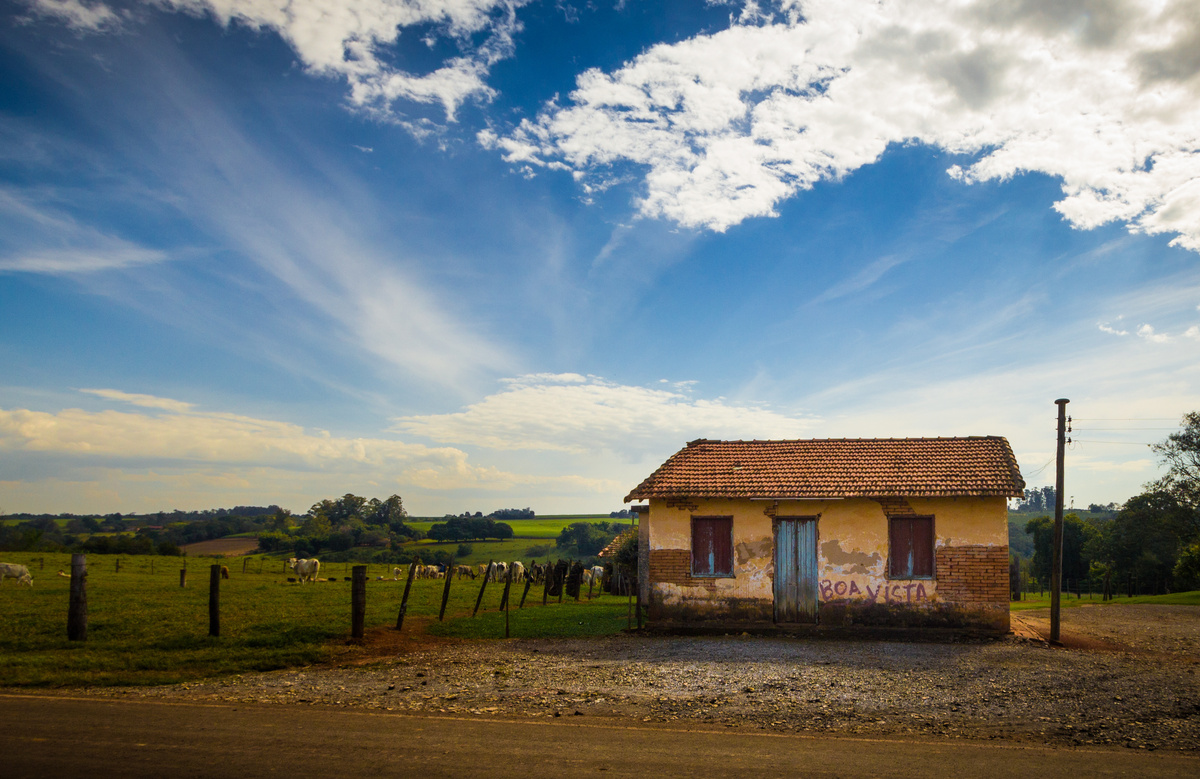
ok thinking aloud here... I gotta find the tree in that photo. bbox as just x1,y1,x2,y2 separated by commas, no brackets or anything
556,522,618,556
1174,542,1200,591
1024,513,1092,584
364,494,407,525
1100,491,1192,588
1152,411,1200,519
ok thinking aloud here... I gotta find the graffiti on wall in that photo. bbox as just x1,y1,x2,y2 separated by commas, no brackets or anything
819,578,932,603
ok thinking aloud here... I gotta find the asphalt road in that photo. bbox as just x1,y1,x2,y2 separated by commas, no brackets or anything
2,693,1195,778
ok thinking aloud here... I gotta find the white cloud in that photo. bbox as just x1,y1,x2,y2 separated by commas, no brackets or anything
26,0,119,31
498,0,1200,250
35,0,531,120
1184,325,1200,340
1137,323,1171,343
1098,322,1129,336
78,388,196,413
0,390,607,494
391,373,816,452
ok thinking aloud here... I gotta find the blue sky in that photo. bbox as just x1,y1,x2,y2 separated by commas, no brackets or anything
1,0,1198,515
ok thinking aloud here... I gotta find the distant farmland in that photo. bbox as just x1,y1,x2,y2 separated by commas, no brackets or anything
403,515,628,539
179,537,261,557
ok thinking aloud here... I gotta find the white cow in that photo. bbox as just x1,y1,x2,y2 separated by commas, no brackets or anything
0,562,33,587
492,561,508,583
287,557,320,583
509,561,526,583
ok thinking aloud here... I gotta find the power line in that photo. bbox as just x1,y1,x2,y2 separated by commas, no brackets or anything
1069,439,1153,445
1071,418,1179,421
1073,427,1176,431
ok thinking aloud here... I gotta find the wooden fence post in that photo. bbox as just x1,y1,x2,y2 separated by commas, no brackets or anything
472,561,493,617
115,558,121,573
351,565,367,639
67,554,87,641
180,568,187,587
438,561,454,622
209,564,221,637
242,557,249,574
542,560,550,606
518,575,532,609
503,567,513,639
150,558,154,575
396,562,418,630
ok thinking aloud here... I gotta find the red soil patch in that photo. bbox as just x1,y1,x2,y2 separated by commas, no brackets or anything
180,537,260,557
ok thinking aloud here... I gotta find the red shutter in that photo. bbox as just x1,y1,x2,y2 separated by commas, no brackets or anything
889,518,910,578
692,517,733,576
911,517,934,577
889,516,934,578
692,519,714,574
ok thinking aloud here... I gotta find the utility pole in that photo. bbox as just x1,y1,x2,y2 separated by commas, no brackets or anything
1050,398,1069,644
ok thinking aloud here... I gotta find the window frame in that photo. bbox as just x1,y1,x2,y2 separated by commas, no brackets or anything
691,515,735,578
887,515,935,580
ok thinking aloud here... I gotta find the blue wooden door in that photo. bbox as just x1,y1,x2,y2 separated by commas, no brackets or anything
774,517,818,623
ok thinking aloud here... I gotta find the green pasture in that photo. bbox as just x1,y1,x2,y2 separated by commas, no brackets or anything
399,539,560,565
0,552,628,687
1009,590,1200,612
403,516,629,539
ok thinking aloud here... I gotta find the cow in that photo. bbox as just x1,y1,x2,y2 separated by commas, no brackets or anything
492,561,508,583
455,565,476,580
286,557,321,583
509,561,526,583
477,563,490,579
393,567,403,580
0,563,33,587
529,562,547,584
424,565,444,579
220,566,230,580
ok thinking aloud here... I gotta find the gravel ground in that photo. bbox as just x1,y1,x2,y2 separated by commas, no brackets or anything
78,605,1200,752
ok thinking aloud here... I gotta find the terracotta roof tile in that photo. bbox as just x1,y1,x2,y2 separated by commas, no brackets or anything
624,437,1025,501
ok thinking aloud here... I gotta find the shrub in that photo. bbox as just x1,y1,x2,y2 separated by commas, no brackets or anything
456,543,473,557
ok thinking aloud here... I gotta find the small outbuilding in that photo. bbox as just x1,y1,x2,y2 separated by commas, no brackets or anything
625,437,1024,632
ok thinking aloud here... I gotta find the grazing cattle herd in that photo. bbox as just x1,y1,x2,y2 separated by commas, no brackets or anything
1,556,610,594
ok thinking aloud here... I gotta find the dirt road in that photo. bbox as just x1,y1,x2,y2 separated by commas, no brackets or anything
2,694,1196,778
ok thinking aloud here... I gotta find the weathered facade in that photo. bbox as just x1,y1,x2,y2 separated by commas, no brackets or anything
626,437,1024,632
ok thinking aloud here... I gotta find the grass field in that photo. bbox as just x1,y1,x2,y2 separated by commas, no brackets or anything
0,552,629,687
403,516,629,539
1009,590,1200,611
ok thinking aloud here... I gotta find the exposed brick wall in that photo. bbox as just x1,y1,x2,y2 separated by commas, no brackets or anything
871,496,917,517
648,548,721,591
936,545,1009,606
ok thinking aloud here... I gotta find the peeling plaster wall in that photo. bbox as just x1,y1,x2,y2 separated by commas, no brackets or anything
646,496,1009,630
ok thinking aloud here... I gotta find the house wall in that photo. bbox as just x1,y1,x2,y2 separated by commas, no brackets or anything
645,496,1009,631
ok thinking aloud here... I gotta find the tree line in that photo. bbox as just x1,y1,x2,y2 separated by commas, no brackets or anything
1022,412,1200,593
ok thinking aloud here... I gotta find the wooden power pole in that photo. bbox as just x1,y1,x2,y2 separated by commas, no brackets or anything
1050,398,1069,644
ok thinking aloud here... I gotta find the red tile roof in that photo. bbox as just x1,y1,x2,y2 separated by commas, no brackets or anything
624,437,1025,501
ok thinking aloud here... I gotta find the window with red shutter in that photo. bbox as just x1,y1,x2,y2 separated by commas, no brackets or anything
888,516,934,578
691,516,733,577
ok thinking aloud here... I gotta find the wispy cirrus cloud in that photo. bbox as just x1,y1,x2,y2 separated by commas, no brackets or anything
24,0,119,31
0,190,170,274
493,0,1200,252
